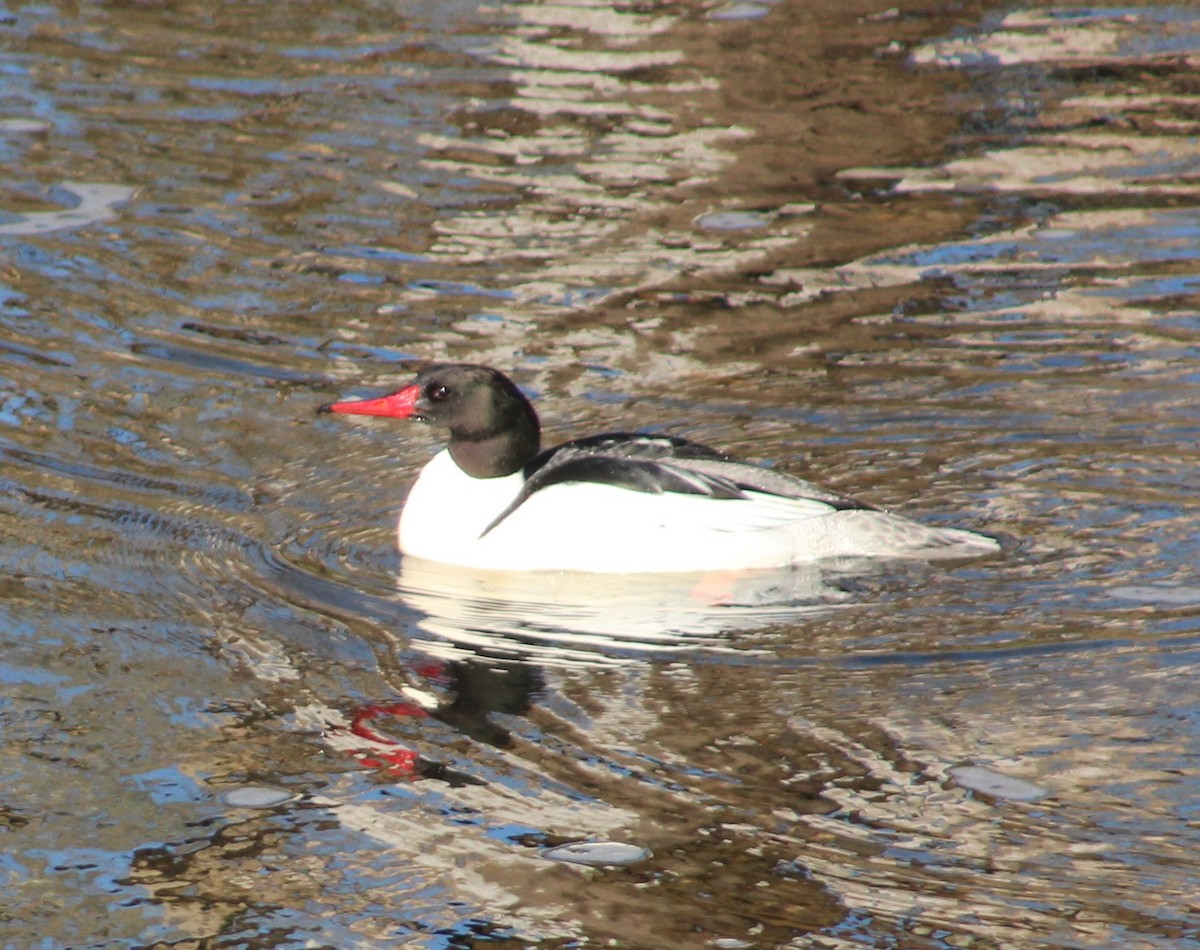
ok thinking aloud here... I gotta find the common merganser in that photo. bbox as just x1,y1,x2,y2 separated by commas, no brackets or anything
319,363,999,573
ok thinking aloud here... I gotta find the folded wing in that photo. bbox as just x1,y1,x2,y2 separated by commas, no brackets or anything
480,432,876,537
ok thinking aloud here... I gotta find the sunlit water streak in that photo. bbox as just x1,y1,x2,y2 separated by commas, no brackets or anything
1,0,1200,948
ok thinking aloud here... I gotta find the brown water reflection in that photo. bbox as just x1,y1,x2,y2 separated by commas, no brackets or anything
3,0,1200,947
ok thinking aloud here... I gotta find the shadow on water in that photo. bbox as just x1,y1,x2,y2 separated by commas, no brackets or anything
3,0,1200,947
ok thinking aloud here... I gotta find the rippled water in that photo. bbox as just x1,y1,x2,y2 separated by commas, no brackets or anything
4,0,1200,947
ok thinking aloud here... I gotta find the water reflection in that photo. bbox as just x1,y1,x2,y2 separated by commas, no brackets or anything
395,556,851,666
0,181,134,235
404,0,811,376
3,0,1200,946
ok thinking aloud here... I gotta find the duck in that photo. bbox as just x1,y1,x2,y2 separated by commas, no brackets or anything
319,363,999,573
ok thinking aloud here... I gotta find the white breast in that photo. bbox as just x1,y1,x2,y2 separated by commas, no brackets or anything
397,450,525,566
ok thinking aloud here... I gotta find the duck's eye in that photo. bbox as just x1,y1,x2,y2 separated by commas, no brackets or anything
427,383,451,402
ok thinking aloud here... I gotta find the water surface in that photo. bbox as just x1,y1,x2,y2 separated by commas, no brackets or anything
3,0,1200,947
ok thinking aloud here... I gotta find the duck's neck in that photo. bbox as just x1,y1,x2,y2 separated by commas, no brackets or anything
447,404,540,479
